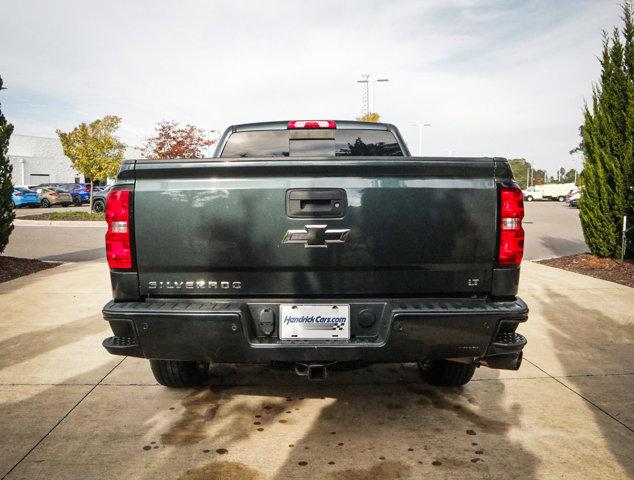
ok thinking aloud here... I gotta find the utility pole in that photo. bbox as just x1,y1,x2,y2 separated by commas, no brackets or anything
527,165,531,188
411,123,431,156
357,75,389,114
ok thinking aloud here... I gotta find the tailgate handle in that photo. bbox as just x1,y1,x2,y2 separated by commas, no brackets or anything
286,189,346,218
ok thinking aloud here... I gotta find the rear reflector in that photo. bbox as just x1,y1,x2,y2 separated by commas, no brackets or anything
288,120,336,129
498,184,525,265
105,188,132,269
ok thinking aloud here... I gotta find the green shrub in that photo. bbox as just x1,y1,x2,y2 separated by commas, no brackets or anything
0,75,15,255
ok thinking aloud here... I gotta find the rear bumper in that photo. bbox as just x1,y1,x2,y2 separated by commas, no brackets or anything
102,297,528,368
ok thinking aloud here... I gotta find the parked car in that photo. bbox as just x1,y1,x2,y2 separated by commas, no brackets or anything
522,182,576,202
30,186,73,208
566,188,581,204
102,120,529,388
11,187,40,208
42,183,90,206
91,185,112,212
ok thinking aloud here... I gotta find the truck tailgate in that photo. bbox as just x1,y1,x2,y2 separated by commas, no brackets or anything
131,158,498,297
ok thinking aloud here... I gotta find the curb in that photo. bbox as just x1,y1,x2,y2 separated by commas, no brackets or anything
14,219,107,228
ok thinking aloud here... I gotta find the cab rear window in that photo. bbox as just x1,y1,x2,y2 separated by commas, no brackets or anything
221,130,403,157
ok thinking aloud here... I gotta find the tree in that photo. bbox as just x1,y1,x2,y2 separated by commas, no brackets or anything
57,116,126,212
142,121,216,159
507,158,551,189
0,75,15,254
356,113,381,122
561,169,579,183
577,2,634,258
532,169,547,185
508,158,531,189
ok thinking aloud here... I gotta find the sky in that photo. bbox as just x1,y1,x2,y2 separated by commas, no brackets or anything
0,0,625,173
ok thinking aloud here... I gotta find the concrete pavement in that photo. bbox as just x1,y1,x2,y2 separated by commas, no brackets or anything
0,260,632,479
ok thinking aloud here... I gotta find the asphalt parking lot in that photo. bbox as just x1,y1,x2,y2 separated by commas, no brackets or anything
522,201,587,259
5,202,587,263
0,260,632,479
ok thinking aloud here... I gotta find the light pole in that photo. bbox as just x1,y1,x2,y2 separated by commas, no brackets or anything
411,123,431,156
357,75,389,114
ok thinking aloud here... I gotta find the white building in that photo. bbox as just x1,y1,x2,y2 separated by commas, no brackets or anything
7,134,140,187
8,134,83,187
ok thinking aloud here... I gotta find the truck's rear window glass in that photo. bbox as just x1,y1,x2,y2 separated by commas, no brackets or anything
221,130,403,157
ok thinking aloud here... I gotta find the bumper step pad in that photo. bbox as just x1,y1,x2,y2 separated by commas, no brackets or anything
491,331,527,353
103,336,142,356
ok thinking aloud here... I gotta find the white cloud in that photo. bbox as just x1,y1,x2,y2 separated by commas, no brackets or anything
0,0,622,172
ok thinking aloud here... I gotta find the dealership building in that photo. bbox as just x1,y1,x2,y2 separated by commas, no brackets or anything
8,134,83,186
7,134,138,186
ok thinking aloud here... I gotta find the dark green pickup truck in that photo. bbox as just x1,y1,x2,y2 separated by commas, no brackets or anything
102,120,528,387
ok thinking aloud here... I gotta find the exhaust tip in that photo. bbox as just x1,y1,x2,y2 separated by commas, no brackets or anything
480,352,522,371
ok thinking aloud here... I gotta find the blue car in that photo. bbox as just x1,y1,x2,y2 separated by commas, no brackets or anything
12,187,40,208
43,183,91,206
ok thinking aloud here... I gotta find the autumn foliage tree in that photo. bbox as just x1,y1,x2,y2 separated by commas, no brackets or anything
356,113,381,122
142,121,216,159
57,115,126,211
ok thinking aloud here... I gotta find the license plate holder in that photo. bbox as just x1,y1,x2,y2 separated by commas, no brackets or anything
279,304,350,340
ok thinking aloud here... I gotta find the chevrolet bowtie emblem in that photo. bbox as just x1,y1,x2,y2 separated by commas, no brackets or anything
282,225,350,248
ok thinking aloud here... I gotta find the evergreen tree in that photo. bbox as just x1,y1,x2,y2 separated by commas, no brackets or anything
0,75,15,255
579,4,634,258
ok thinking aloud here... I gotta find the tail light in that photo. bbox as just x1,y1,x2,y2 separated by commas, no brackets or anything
105,187,132,269
498,184,524,265
50,193,57,197
288,120,336,129
84,186,90,192
15,193,23,197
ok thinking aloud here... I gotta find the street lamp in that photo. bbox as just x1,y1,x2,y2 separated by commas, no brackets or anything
411,123,431,156
357,75,389,114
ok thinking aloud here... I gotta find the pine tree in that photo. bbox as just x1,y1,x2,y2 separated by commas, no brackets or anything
0,75,15,255
623,2,634,253
579,4,634,258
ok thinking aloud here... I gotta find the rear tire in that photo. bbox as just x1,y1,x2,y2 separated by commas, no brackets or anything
557,195,565,202
150,359,209,388
525,196,533,202
418,359,476,387
93,199,105,213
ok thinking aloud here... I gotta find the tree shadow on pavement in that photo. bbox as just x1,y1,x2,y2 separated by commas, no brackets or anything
140,364,538,480
266,373,537,480
0,314,107,371
539,236,588,258
525,284,634,478
40,246,106,263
